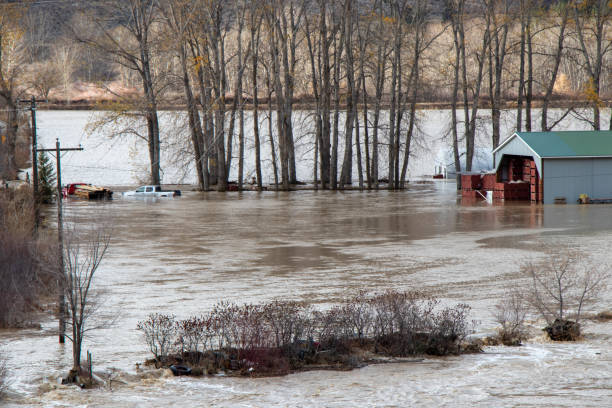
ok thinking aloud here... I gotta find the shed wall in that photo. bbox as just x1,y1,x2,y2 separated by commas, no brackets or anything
543,158,612,204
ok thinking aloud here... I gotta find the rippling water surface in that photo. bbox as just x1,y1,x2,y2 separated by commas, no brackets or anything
2,183,611,407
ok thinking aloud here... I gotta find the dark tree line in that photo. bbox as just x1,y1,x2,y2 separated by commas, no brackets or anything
1,0,611,186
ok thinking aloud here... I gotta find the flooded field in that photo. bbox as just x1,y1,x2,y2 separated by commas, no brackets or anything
2,183,611,407
2,109,611,406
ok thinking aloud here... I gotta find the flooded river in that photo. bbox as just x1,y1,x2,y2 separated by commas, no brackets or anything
1,109,611,406
2,183,611,407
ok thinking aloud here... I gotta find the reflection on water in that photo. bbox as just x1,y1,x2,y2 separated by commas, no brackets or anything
1,182,611,407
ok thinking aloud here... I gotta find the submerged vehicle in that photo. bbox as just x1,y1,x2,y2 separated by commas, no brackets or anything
122,185,181,198
63,183,113,200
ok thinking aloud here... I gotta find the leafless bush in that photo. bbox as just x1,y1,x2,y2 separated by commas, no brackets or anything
138,291,475,374
426,304,472,355
0,187,35,235
368,290,439,355
338,291,374,342
227,304,267,351
369,290,427,338
209,301,238,350
136,313,177,363
312,307,346,346
494,289,528,346
262,300,312,349
175,315,215,360
522,245,609,340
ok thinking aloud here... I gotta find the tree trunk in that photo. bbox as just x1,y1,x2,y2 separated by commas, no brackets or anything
339,0,355,189
525,16,532,132
516,0,527,132
388,22,399,189
140,54,161,185
266,67,279,190
541,6,569,131
179,42,205,190
190,42,212,189
489,1,509,150
251,20,263,190
331,31,343,190
371,4,385,190
451,23,462,186
355,105,364,190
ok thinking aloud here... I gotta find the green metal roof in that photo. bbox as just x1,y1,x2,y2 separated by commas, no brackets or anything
510,131,612,158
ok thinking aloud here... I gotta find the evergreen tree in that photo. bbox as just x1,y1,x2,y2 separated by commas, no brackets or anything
37,151,56,204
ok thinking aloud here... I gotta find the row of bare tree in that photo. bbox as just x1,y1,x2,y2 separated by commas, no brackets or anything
74,0,457,190
447,0,612,175
1,1,611,187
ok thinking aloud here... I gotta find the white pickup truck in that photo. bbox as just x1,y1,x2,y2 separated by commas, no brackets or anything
122,185,181,198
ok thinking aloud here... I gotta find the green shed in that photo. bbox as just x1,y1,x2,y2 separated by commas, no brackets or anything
493,131,612,204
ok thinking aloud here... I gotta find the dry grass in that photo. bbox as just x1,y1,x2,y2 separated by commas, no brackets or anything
0,187,58,328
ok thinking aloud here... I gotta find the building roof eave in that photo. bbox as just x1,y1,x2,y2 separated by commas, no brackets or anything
542,155,612,159
493,133,543,160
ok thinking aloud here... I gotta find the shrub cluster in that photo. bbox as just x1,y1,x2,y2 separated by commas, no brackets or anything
137,290,474,376
0,188,58,328
493,290,528,346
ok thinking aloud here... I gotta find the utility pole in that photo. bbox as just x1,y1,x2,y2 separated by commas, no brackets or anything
19,96,45,231
39,138,83,343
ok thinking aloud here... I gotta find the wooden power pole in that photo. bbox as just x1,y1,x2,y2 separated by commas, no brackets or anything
39,138,83,343
19,96,45,231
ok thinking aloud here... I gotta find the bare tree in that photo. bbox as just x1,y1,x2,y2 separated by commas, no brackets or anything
449,13,462,186
158,0,207,191
339,0,357,189
572,0,612,130
486,0,510,149
0,3,28,180
192,0,232,191
540,1,572,132
461,2,490,171
399,0,437,188
493,288,528,345
522,245,609,340
75,0,164,185
26,62,60,100
264,57,280,189
444,0,492,176
515,0,534,132
225,0,252,191
51,40,79,105
264,0,304,189
61,226,111,376
303,0,336,190
249,1,264,190
330,4,344,190
371,0,389,190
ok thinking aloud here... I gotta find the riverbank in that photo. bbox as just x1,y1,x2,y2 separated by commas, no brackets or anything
143,340,481,380
36,96,611,112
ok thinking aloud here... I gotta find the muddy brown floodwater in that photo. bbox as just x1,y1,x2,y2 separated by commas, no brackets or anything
1,181,611,407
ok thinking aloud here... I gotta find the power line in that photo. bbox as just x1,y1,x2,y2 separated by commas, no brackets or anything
62,163,142,173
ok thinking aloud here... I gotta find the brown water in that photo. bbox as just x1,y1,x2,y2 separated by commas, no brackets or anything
2,181,611,407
